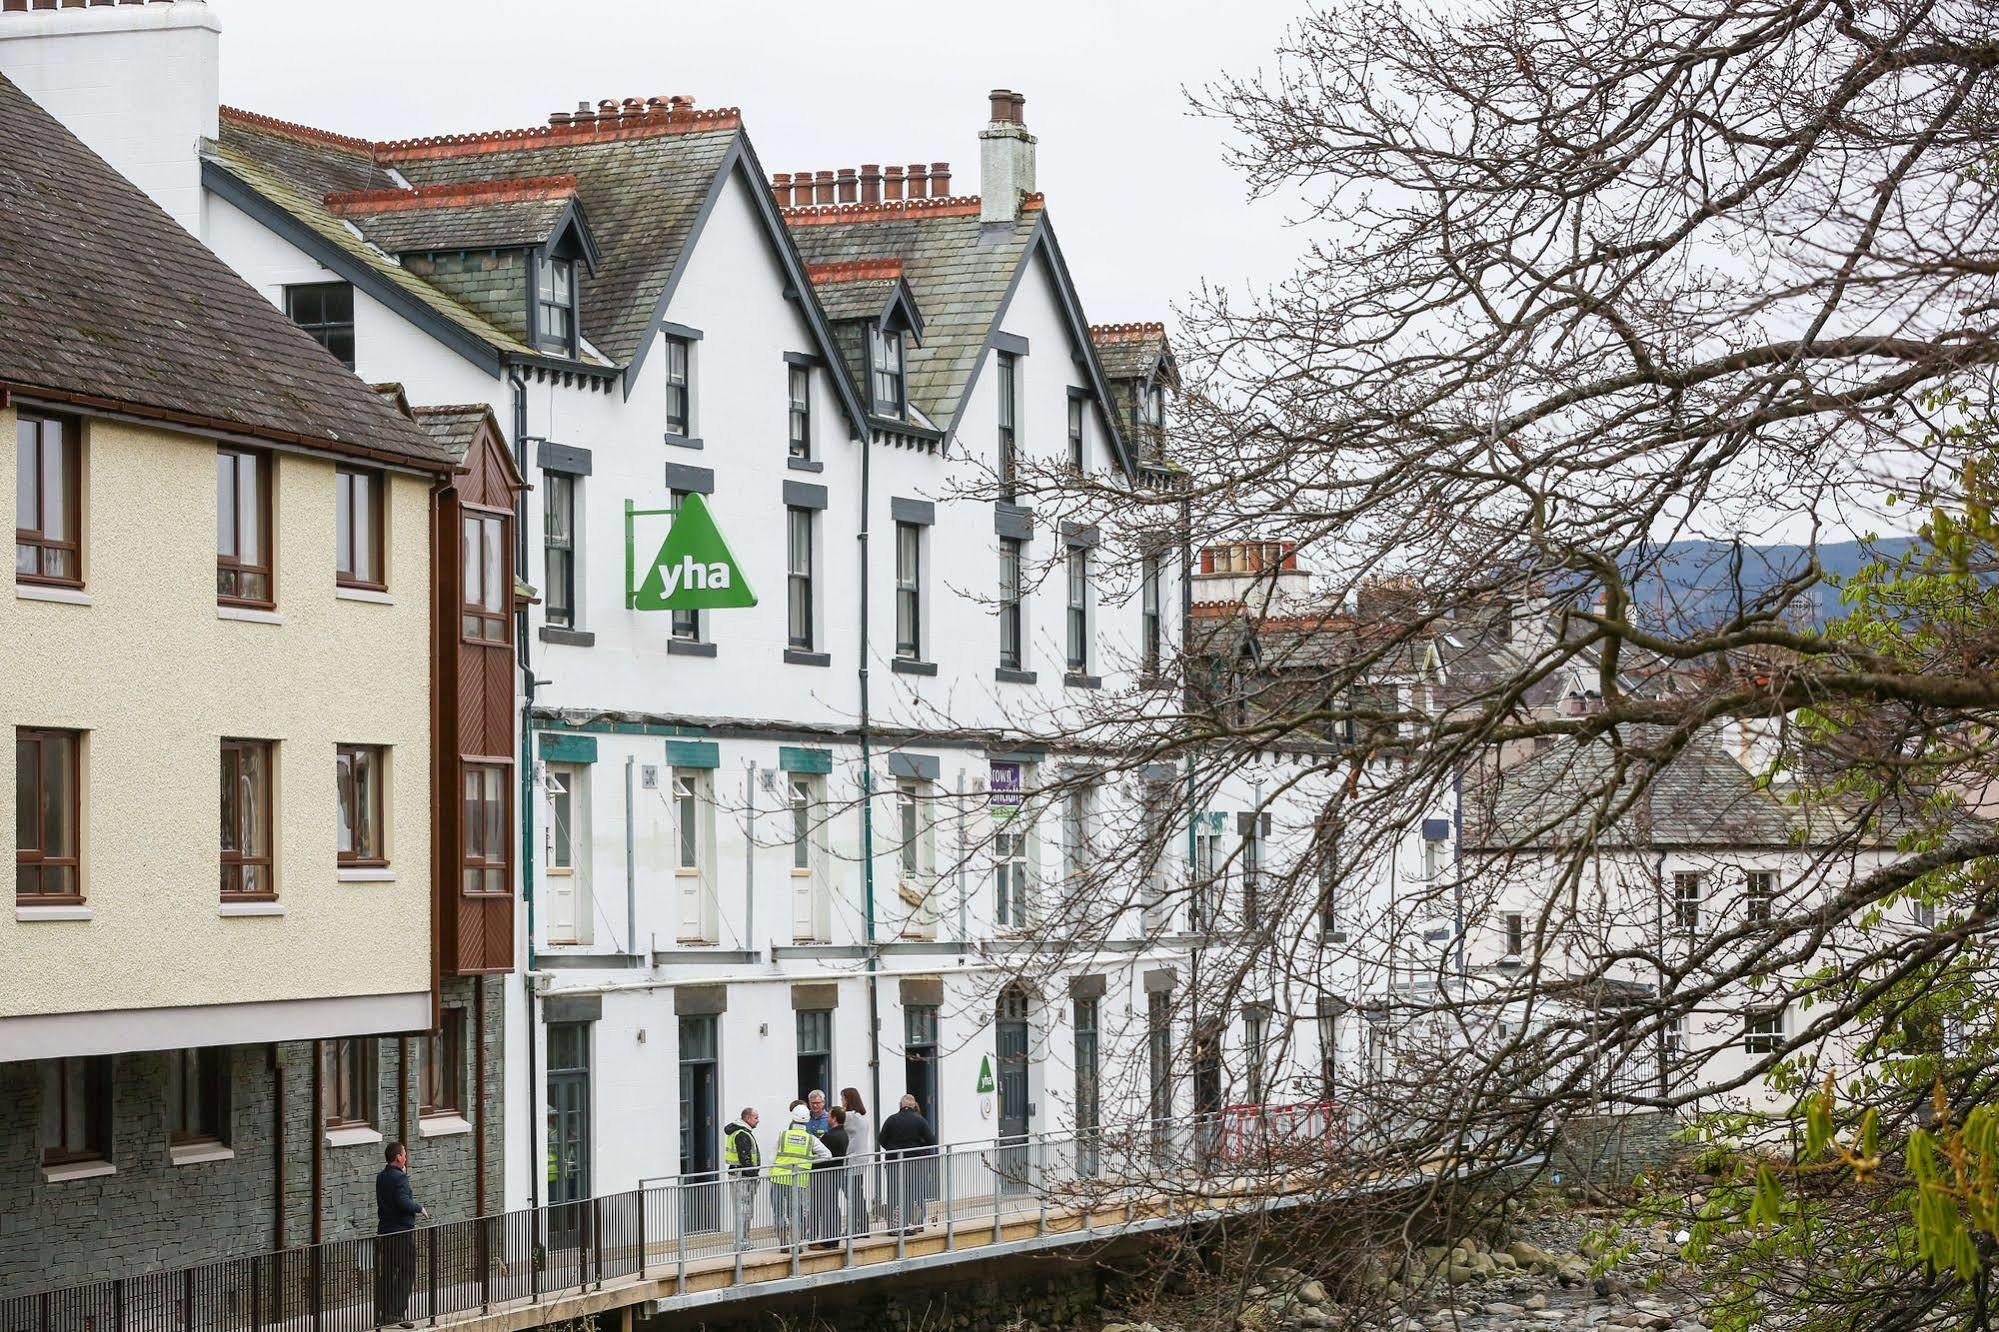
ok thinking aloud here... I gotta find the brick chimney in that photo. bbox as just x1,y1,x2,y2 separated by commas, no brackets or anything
0,0,220,237
979,88,1035,225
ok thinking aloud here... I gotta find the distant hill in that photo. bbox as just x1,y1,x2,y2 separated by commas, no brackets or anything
1627,537,1920,628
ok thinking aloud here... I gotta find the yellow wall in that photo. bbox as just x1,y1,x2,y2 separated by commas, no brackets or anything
0,407,433,1017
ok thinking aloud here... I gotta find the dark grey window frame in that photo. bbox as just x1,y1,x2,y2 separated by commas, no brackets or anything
284,281,355,370
996,352,1019,501
534,252,578,357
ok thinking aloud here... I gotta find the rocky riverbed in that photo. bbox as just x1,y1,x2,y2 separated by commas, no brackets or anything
1097,1209,1706,1332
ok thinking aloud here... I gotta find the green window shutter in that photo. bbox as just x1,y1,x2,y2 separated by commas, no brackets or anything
539,733,598,764
778,746,833,775
663,739,720,769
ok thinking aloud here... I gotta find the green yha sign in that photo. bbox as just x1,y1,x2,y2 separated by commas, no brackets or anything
630,492,757,611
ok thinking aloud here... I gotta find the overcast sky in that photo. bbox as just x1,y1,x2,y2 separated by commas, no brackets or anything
214,0,1311,326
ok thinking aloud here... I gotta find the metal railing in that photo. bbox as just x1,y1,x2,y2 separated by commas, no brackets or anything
1,1107,1352,1332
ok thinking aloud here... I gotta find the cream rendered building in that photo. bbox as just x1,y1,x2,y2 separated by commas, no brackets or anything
1,415,438,1053
0,45,486,1290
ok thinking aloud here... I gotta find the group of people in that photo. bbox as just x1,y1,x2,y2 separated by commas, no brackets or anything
723,1088,939,1249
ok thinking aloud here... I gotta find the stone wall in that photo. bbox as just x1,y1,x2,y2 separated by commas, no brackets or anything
1547,1113,1680,1190
0,975,505,1295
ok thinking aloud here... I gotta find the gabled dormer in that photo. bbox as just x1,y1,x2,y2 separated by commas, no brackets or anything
806,260,932,429
1090,322,1179,462
324,175,601,360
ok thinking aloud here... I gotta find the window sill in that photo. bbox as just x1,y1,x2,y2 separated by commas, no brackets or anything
16,904,91,923
783,649,831,668
335,586,395,606
418,1114,473,1140
325,1124,384,1149
667,638,717,658
994,667,1038,685
539,625,596,647
170,1141,236,1168
16,583,91,606
43,1159,115,1184
1063,672,1102,690
219,901,286,918
337,867,396,884
663,434,704,451
786,457,824,473
890,658,937,677
217,605,283,625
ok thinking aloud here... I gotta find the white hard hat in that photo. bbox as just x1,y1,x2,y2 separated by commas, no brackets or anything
790,1105,809,1124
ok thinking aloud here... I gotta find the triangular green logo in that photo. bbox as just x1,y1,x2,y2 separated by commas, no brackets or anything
976,1054,995,1094
634,493,757,611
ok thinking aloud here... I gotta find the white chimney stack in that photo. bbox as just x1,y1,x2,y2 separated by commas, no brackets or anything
979,88,1035,226
0,1,221,238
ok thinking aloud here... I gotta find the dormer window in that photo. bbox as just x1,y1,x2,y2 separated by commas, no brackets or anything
869,324,906,418
535,255,576,354
1143,383,1165,431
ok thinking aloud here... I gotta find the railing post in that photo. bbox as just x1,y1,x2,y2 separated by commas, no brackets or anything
426,1226,440,1326
114,1277,126,1332
479,1216,491,1314
1037,1140,1048,1237
787,1185,800,1280
637,1185,649,1280
675,1183,687,1291
183,1266,194,1332
992,1147,1002,1244
309,1245,323,1332
942,1144,955,1251
590,1196,603,1292
251,1256,262,1332
529,1208,542,1302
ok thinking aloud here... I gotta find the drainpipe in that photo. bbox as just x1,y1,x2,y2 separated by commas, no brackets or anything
1178,489,1198,1098
509,369,543,1210
625,756,637,954
1452,769,1466,981
271,1044,286,1249
857,425,885,1126
745,762,758,953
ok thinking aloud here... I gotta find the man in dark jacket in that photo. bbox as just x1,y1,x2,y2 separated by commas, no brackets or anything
877,1094,937,1234
375,1141,425,1328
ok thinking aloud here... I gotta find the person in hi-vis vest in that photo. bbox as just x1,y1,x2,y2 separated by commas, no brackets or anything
767,1103,829,1246
722,1107,761,1247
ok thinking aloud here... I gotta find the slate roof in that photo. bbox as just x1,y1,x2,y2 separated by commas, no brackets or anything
1090,322,1175,384
412,404,493,466
0,75,449,468
208,111,552,363
787,199,1043,433
813,273,904,322
384,124,738,369
1463,728,1982,852
331,182,580,255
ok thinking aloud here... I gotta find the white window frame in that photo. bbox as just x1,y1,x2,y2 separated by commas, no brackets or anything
790,775,828,942
672,769,714,943
896,777,937,939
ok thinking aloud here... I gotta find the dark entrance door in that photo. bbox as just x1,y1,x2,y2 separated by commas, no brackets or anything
1073,997,1100,1178
1193,1021,1224,1169
904,1004,940,1134
795,1009,832,1103
678,1015,721,1233
996,987,1030,1191
546,1022,591,1252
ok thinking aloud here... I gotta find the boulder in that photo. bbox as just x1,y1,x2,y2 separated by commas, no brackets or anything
1507,1241,1554,1270
1297,1280,1330,1306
